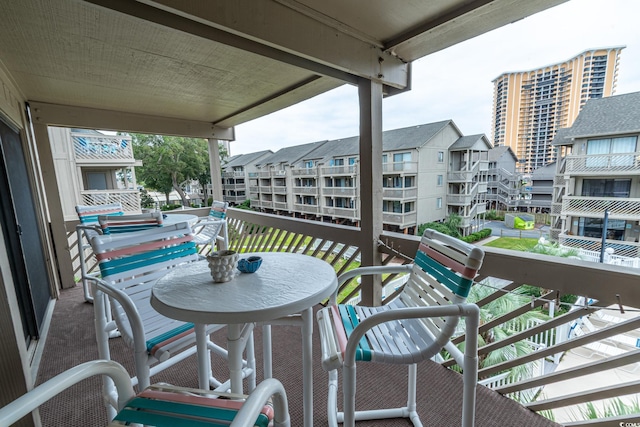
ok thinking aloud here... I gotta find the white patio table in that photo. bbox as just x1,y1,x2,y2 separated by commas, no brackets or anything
150,251,338,427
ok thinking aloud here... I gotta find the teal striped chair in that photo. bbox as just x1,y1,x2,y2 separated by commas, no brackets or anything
192,200,229,256
0,360,290,427
316,229,485,427
75,203,124,303
89,222,255,418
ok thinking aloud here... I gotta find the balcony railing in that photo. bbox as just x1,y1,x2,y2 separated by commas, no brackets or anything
322,206,358,219
382,162,417,173
562,196,640,220
222,171,245,178
73,133,134,162
565,152,640,175
319,165,357,176
79,189,140,212
291,168,317,177
292,186,318,195
293,203,320,214
323,187,357,197
382,211,417,227
382,187,417,199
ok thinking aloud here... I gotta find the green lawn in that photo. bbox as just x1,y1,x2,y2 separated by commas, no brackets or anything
483,237,539,252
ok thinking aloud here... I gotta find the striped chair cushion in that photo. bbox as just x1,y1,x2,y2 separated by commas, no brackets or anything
209,201,228,220
76,203,124,224
98,212,163,234
113,386,273,427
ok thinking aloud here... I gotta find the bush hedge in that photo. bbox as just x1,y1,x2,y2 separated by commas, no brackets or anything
461,228,492,243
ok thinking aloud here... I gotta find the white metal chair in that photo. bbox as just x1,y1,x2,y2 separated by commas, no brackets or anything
316,229,485,427
88,222,256,418
75,203,124,303
192,200,229,255
0,360,290,427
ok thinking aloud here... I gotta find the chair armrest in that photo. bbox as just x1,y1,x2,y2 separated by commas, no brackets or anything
330,264,413,303
343,303,480,368
230,378,291,427
91,279,147,355
0,360,135,426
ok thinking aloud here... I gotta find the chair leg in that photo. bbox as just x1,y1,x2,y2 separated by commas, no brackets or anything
342,363,357,427
327,369,339,427
407,363,421,426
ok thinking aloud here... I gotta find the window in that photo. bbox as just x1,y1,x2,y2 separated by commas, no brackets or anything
304,160,313,168
437,151,444,163
436,198,442,209
393,152,411,163
382,154,388,163
582,179,631,198
330,158,344,166
586,136,637,167
437,175,443,186
348,157,356,165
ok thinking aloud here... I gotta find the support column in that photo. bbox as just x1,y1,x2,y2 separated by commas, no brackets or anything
357,78,384,306
31,122,75,289
207,139,223,203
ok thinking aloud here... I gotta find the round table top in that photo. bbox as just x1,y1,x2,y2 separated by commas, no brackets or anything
161,213,198,225
151,252,338,325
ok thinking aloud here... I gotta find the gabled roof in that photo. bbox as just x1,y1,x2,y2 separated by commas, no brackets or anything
384,121,458,151
563,92,640,139
299,137,359,164
257,141,328,167
224,150,273,168
551,127,572,146
489,145,518,162
449,134,491,151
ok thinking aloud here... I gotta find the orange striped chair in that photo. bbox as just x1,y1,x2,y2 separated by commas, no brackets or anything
317,229,485,427
0,360,290,427
88,222,255,418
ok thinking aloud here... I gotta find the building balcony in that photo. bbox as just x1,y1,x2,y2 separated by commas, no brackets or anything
562,196,640,221
272,185,287,194
222,171,246,178
293,203,320,214
320,165,357,176
292,186,319,195
73,132,135,164
323,187,357,197
564,152,640,175
273,201,289,210
57,206,640,426
258,185,273,192
224,194,246,203
382,211,417,227
291,168,317,177
382,162,417,173
322,206,358,219
79,189,140,212
382,187,417,199
223,183,246,191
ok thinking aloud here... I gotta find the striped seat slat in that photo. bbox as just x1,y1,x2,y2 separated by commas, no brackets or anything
146,323,194,354
414,250,473,297
79,211,123,224
96,235,193,260
338,305,371,361
99,243,197,277
115,393,271,427
421,243,477,279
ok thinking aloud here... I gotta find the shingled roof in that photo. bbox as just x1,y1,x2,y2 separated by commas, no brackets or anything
564,92,640,139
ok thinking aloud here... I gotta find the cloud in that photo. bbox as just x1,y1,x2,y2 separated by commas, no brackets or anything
231,0,640,155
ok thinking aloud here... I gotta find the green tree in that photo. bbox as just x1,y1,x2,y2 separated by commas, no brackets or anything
417,213,463,238
132,134,210,206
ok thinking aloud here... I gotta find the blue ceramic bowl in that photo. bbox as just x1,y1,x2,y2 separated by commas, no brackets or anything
237,256,262,273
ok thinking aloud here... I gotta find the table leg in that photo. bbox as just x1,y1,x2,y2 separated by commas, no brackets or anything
302,308,313,427
227,323,244,394
262,324,272,379
195,323,210,390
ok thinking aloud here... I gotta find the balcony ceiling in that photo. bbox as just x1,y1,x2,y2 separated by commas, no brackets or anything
0,0,566,133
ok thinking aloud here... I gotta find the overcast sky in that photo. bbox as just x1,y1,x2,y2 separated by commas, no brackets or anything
230,0,640,156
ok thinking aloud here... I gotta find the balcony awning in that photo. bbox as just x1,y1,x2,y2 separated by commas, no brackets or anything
0,0,567,137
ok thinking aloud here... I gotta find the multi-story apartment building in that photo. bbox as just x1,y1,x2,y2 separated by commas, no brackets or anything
492,46,624,174
49,128,142,220
487,145,553,212
218,150,273,205
551,92,640,258
245,121,489,235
